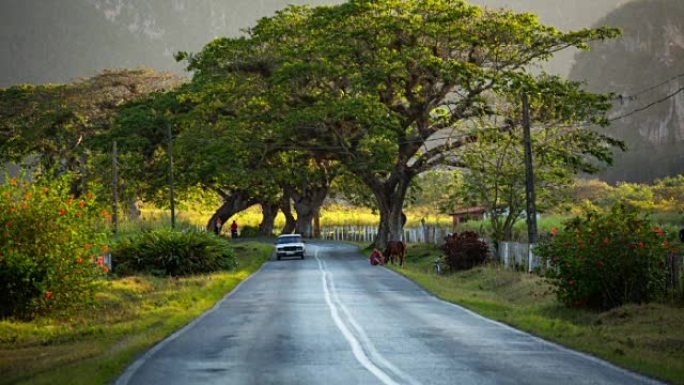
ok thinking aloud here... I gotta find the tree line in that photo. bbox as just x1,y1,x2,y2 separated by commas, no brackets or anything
1,0,624,248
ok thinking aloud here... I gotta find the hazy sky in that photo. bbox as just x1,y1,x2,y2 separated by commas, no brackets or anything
0,0,628,87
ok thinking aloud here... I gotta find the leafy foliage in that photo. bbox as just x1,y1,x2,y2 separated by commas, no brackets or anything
536,204,678,309
0,176,110,319
112,229,236,276
441,231,490,271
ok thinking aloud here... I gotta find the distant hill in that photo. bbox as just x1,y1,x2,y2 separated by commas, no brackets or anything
570,0,684,183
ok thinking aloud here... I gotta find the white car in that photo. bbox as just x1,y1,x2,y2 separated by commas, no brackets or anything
275,234,306,260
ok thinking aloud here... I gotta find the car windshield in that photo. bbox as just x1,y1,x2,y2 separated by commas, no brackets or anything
277,236,302,244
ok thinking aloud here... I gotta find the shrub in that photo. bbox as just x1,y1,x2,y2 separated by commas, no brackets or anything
536,203,678,309
0,177,109,319
441,231,489,271
113,229,236,276
238,225,260,238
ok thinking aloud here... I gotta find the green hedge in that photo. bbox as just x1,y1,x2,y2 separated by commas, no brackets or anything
113,229,236,276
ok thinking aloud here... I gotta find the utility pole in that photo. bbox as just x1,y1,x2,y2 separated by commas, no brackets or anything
112,141,119,236
522,93,538,244
167,123,176,229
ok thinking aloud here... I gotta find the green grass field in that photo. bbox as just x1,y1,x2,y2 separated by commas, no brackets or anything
374,243,684,385
0,242,273,385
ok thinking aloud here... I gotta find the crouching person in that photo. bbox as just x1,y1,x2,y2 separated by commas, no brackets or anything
369,249,385,266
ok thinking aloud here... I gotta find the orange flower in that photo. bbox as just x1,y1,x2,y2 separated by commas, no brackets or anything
10,178,17,186
85,244,92,250
5,221,12,228
97,256,104,266
101,209,110,217
75,211,83,218
3,192,9,199
43,187,49,194
67,198,74,206
59,208,66,216
77,256,83,264
102,245,110,252
25,192,33,199
22,202,28,209
103,265,110,273
45,291,53,299
550,227,559,236
86,192,93,200
79,200,85,208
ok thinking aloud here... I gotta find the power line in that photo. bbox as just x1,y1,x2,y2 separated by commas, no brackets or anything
610,85,684,122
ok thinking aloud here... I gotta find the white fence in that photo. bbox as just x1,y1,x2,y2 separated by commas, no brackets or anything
497,242,542,272
319,225,451,245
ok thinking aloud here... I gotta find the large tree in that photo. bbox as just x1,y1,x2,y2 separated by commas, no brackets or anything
0,68,180,195
251,0,619,247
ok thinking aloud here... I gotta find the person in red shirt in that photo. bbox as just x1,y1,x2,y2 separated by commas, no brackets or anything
369,249,385,266
230,220,238,238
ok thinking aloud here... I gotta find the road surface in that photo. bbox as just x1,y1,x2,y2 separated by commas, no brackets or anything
116,241,665,385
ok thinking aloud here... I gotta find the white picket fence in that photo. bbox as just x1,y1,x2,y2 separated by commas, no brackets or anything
320,225,451,245
497,242,542,272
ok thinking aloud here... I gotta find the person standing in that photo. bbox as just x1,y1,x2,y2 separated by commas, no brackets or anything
214,217,223,235
230,220,239,239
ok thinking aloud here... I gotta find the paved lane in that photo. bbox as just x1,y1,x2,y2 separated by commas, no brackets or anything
116,242,665,385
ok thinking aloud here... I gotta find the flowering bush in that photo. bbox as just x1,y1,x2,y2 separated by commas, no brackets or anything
536,203,678,309
441,231,490,271
113,229,236,276
0,177,110,319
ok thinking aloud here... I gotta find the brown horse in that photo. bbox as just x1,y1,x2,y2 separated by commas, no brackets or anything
384,241,406,267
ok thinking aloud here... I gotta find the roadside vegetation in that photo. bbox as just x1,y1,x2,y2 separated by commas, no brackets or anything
0,241,272,385
381,243,684,385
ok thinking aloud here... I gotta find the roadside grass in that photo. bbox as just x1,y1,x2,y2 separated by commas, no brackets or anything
0,242,273,385
374,243,684,385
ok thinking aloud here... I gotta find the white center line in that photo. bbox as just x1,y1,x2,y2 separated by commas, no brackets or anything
315,248,414,385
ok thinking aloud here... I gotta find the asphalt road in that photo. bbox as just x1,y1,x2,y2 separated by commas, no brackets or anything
116,241,665,385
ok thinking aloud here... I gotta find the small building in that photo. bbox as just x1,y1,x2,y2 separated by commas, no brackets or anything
450,207,486,231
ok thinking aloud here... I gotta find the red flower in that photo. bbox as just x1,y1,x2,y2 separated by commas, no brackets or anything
569,280,576,286
551,227,559,236
59,208,66,216
639,241,645,249
45,291,53,299
5,221,12,229
602,237,610,246
84,244,92,250
97,256,104,266
654,227,665,236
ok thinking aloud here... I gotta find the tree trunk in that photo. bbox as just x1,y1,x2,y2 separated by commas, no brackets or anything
259,201,279,236
206,190,257,232
127,197,142,221
371,175,411,250
280,188,296,234
292,185,329,238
